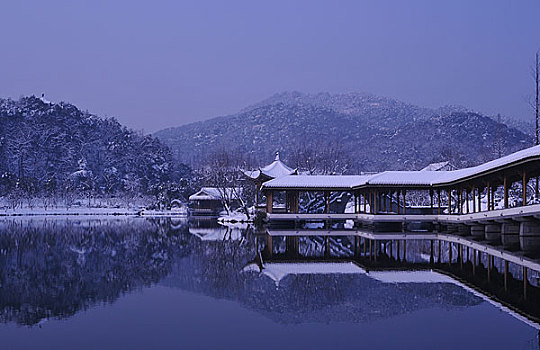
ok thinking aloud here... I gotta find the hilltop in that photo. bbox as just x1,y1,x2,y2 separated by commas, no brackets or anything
155,92,531,172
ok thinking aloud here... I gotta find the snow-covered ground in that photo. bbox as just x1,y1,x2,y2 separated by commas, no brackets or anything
0,206,187,217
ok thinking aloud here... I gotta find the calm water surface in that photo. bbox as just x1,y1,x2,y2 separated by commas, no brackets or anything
0,217,538,350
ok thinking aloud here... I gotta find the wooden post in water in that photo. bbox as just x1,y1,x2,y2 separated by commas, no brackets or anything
397,240,401,261
325,236,330,258
524,266,528,300
459,244,463,270
438,240,441,264
504,260,509,292
472,249,476,275
402,240,406,262
363,238,367,257
266,235,273,257
430,240,434,264
487,254,491,282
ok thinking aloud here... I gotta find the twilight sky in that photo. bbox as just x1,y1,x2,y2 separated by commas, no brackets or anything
1,0,539,132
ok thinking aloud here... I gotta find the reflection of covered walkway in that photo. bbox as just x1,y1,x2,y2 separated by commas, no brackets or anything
259,229,540,328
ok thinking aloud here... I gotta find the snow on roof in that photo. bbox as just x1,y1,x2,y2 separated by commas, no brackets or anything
420,161,450,171
261,262,366,285
188,187,238,201
263,145,540,189
245,152,296,180
263,174,374,189
366,171,447,186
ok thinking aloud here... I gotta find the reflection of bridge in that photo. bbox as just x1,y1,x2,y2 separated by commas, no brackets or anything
263,145,540,254
260,229,540,327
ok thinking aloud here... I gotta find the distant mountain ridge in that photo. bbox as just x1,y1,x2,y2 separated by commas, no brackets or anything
155,91,532,172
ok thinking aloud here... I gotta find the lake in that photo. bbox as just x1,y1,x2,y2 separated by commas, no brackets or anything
0,217,538,349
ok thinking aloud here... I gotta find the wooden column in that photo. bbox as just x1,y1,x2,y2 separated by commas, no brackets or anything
466,189,470,214
383,192,387,212
457,190,461,214
478,187,482,212
430,189,434,213
438,240,441,263
389,191,393,213
491,186,496,210
503,176,509,209
266,191,273,213
448,189,452,214
402,190,406,215
523,171,528,206
437,189,441,215
487,183,491,211
448,242,452,264
325,191,330,214
363,192,367,213
396,190,401,214
471,187,476,213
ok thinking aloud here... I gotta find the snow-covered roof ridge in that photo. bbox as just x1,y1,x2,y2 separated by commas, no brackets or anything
245,152,296,180
262,145,540,189
188,187,240,201
263,174,376,189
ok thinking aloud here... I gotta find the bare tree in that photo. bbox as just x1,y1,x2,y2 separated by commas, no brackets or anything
199,148,254,218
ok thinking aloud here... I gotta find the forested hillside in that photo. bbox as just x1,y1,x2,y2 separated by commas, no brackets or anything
156,92,532,173
0,96,189,207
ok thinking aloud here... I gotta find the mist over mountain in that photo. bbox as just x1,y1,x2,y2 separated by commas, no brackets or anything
155,91,532,172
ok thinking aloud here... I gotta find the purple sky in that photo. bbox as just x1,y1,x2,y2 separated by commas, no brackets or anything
1,0,540,132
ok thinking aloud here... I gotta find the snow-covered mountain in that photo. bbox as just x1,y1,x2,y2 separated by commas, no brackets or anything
155,91,532,172
0,96,181,198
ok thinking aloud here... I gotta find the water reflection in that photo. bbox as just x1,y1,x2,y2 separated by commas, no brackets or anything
0,217,189,325
0,217,539,349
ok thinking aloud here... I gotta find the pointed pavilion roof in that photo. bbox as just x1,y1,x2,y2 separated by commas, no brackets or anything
244,152,297,181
